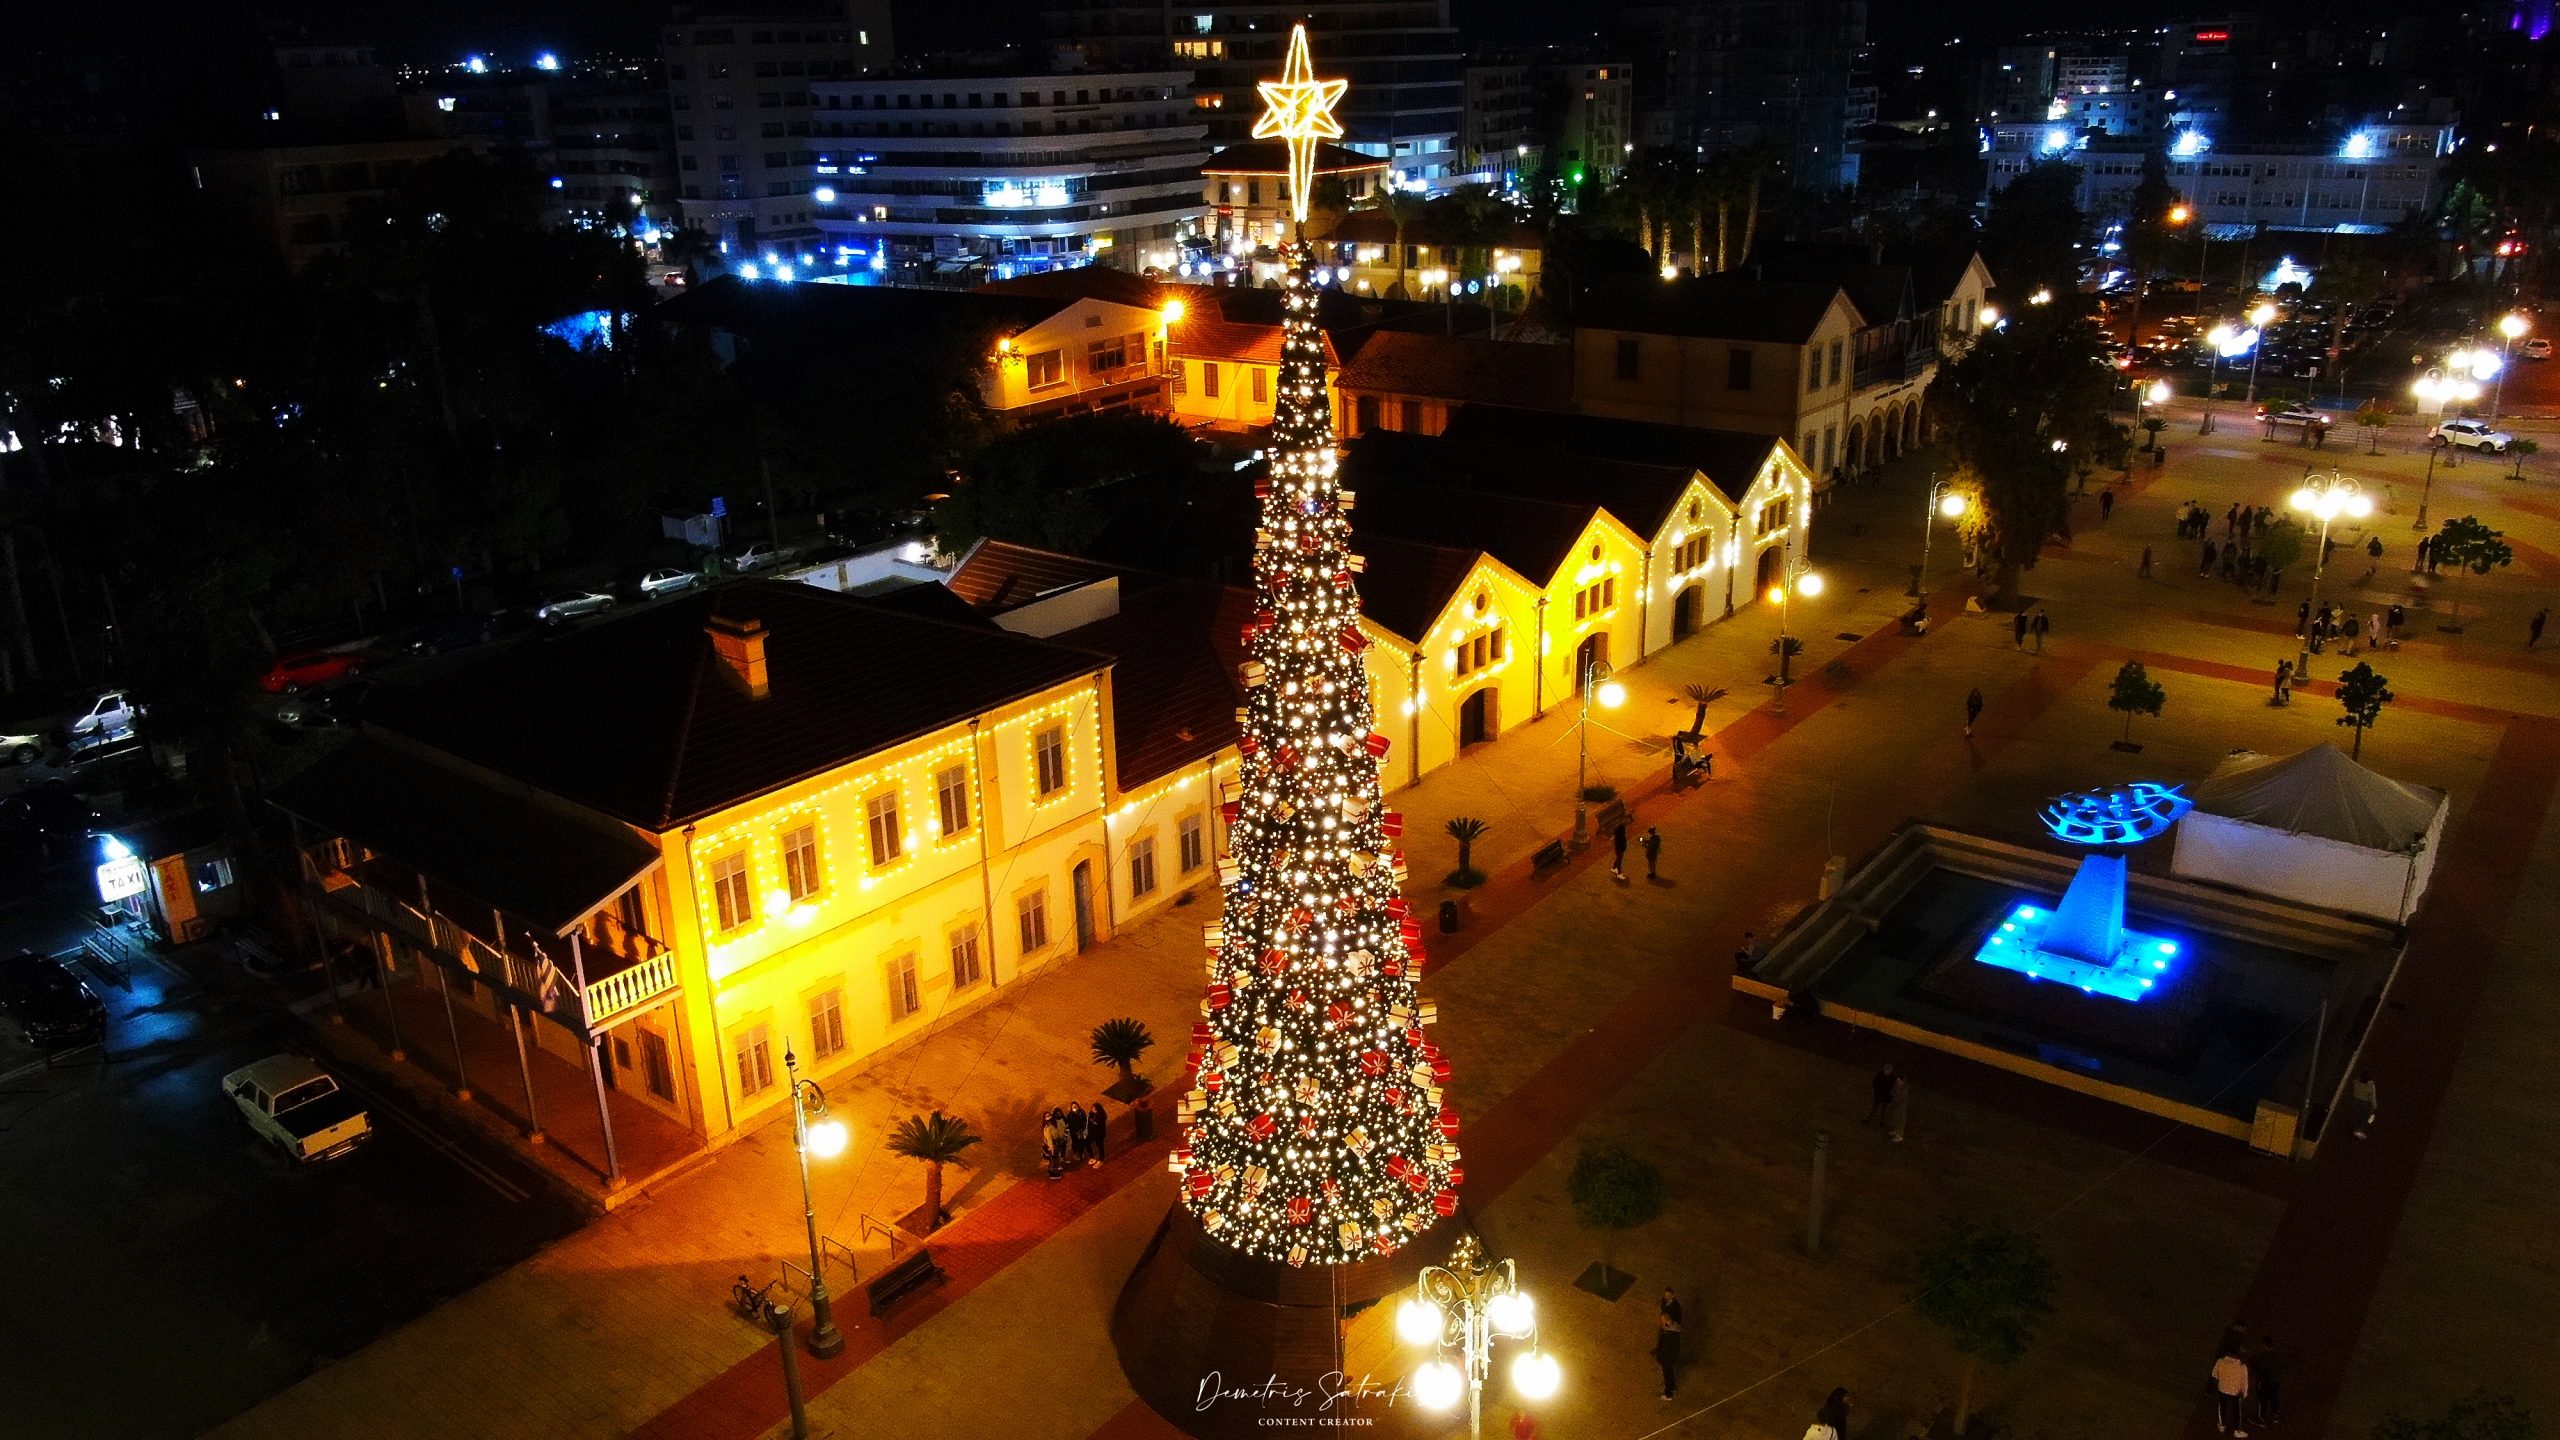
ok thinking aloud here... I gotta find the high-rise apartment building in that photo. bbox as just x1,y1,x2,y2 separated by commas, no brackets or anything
1040,0,1462,190
662,2,894,253
1624,0,1867,192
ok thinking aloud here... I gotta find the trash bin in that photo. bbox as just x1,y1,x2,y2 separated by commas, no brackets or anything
1438,899,1461,934
1133,1097,1155,1143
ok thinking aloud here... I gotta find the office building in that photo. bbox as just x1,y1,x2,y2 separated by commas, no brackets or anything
663,3,895,255
809,66,1209,278
1040,0,1462,190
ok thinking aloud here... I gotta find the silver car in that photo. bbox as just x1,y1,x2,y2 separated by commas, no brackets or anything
534,590,617,624
636,567,705,598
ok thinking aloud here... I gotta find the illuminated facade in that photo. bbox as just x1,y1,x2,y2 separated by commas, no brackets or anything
807,68,1210,276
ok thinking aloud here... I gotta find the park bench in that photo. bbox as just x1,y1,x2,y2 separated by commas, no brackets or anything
865,1246,946,1316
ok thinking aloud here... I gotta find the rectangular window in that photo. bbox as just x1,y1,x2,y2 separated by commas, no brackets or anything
1178,812,1207,872
949,923,984,988
866,791,902,866
1034,725,1067,796
808,988,846,1058
1727,346,1754,390
1201,362,1221,398
782,823,821,901
1026,349,1064,388
734,1023,775,1095
711,851,753,932
1130,837,1159,898
887,952,921,1020
936,764,971,837
1251,368,1268,404
1017,888,1050,953
1615,337,1640,380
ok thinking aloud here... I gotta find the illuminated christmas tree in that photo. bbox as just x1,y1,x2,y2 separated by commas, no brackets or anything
1168,23,1460,1268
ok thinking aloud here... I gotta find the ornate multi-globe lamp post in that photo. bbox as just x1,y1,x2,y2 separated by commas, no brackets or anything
1396,1237,1560,1440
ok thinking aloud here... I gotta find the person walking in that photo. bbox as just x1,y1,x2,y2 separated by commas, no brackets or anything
1965,686,1984,737
2100,488,2116,522
1654,1289,1684,1400
2031,609,2050,652
1884,1068,1911,1143
2533,608,2549,649
1087,1100,1108,1165
2249,1336,2286,1428
2352,1072,2380,1138
2139,543,2154,579
1610,819,1630,881
1640,825,1662,880
2013,610,2029,649
2273,659,2293,706
2211,1344,2254,1436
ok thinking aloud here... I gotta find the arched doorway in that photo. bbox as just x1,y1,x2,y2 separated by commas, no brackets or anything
1671,584,1705,640
1754,544,1783,597
1572,633,1609,692
1458,687,1496,746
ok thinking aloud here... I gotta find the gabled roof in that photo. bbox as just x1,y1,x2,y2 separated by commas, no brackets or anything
1346,477,1609,585
1333,332,1572,409
1344,429,1706,537
947,540,1122,613
1577,274,1861,343
1348,532,1498,646
369,580,1107,830
1437,404,1789,506
1058,580,1254,788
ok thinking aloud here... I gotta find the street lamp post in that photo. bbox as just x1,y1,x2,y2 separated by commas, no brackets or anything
1571,656,1628,847
1913,475,1968,598
1767,547,1824,717
2490,312,2529,431
2243,302,2277,407
2290,472,2373,678
1398,1236,1559,1440
783,1049,850,1358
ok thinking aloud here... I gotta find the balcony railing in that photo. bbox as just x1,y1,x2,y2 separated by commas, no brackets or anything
301,848,676,1038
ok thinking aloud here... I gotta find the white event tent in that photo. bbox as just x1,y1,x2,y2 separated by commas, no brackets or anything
2171,745,2447,923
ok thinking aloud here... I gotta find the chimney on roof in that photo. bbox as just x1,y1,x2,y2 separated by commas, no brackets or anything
708,615,769,698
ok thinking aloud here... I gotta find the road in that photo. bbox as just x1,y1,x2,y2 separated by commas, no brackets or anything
0,872,582,1440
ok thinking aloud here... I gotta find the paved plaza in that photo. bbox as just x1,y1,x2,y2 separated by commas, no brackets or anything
218,404,2560,1440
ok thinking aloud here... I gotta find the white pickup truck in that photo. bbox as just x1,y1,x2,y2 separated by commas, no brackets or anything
224,1055,372,1162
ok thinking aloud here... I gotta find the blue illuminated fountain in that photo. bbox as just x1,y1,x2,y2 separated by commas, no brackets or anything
1976,783,2195,1001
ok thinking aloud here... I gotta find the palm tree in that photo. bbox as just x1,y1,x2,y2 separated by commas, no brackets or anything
1682,683,1729,734
886,1110,982,1231
1445,816,1490,887
1089,1017,1156,1085
1377,189,1428,299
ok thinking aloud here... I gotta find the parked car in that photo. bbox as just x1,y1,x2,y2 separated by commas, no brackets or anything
223,1055,372,1162
2526,337,2553,360
534,590,617,625
635,566,706,598
59,690,140,741
0,952,106,1050
402,614,495,656
0,724,44,765
726,541,796,573
2436,418,2515,453
257,650,365,694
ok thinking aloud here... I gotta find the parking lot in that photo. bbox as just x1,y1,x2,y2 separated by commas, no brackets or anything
0,884,582,1439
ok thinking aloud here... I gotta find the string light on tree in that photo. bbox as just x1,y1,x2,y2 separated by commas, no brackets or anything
1171,25,1458,1268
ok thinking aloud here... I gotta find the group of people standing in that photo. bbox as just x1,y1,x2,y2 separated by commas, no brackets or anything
1039,1101,1108,1178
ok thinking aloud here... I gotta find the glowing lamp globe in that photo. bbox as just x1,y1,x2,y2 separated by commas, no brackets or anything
1510,1349,1562,1400
1395,1296,1445,1346
804,1115,849,1159
1485,1288,1534,1338
1594,678,1628,710
1938,493,1968,519
1413,1360,1465,1410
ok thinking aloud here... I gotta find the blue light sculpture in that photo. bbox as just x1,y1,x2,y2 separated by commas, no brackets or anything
1976,784,2194,1001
